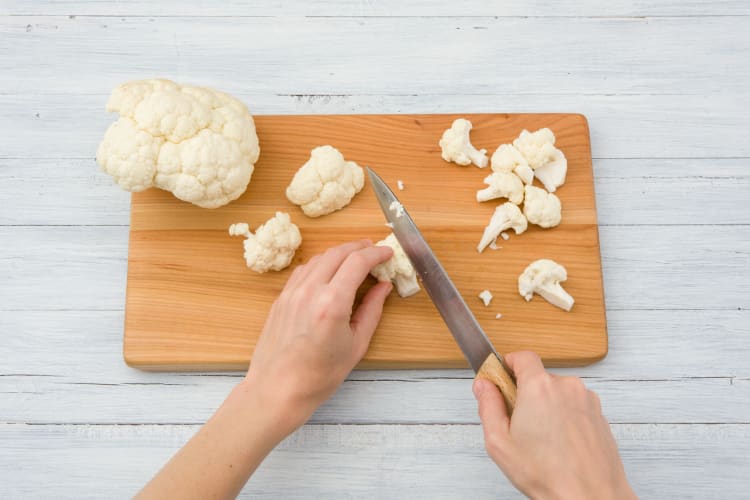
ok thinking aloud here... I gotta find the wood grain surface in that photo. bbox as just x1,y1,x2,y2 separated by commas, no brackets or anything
123,113,607,370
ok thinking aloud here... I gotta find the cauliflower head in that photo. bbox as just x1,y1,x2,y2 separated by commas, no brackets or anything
96,79,260,209
286,145,365,218
439,118,489,168
518,259,574,311
229,212,302,273
476,172,524,204
523,185,562,228
370,233,421,298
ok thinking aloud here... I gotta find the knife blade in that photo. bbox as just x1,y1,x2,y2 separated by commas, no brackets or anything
367,168,517,413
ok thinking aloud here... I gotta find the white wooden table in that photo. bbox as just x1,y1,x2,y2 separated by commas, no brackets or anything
1,2,749,498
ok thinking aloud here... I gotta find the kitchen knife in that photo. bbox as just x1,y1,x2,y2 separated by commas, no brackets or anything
366,168,517,414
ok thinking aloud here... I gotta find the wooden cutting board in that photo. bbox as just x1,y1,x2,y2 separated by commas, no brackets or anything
124,113,607,370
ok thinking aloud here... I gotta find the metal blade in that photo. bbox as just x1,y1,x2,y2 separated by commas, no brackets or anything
367,167,503,373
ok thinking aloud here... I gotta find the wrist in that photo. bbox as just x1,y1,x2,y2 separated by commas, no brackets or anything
232,377,306,440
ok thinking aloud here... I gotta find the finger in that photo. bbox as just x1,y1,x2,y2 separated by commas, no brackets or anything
350,281,393,361
284,263,307,289
329,246,394,300
504,351,546,384
305,240,372,283
473,378,512,458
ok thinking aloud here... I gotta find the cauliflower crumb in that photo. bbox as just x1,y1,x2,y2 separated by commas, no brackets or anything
495,313,503,319
385,222,394,228
228,212,302,273
389,200,405,218
479,290,493,307
500,232,510,241
397,180,405,191
489,242,502,250
286,145,365,218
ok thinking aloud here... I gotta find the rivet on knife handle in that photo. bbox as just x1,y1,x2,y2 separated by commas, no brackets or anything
476,353,517,415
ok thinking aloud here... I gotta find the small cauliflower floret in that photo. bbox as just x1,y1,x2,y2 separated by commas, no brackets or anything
370,233,420,298
477,202,528,253
286,145,365,218
513,128,558,169
518,259,575,311
523,185,562,228
439,118,488,168
476,172,524,204
397,180,405,191
96,79,260,209
228,212,302,273
513,128,567,192
534,149,567,193
491,144,534,185
479,290,493,307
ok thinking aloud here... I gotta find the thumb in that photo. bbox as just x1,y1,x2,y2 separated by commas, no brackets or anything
473,378,512,457
350,281,393,360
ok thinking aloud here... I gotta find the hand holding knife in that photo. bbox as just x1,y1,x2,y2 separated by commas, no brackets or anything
367,168,517,414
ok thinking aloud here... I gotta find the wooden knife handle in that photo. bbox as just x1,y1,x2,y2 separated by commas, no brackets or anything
475,353,517,416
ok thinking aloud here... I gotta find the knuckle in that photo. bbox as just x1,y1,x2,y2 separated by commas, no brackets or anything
313,289,345,322
484,434,504,457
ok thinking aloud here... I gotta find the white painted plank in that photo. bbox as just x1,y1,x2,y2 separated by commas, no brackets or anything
2,17,748,96
3,93,749,160
2,310,748,381
2,158,749,226
0,423,747,499
4,1,750,16
1,374,747,424
1,225,747,311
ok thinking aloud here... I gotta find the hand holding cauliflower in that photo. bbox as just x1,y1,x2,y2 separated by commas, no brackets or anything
439,118,489,168
96,79,260,208
286,145,365,218
229,212,302,273
370,233,421,298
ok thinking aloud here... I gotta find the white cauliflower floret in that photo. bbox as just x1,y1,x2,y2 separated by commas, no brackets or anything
228,212,302,273
491,144,534,185
477,202,528,253
96,79,260,208
513,128,567,192
513,128,558,169
439,118,488,168
370,233,420,298
286,145,365,218
476,172,524,204
523,185,562,228
518,259,575,311
533,149,567,193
